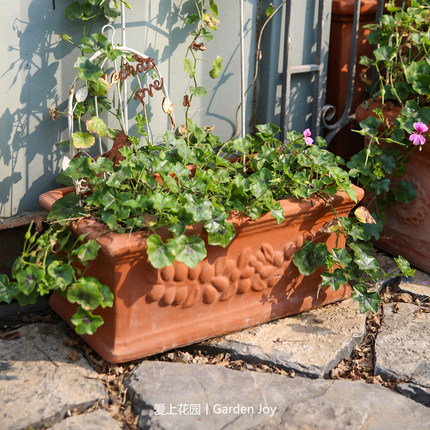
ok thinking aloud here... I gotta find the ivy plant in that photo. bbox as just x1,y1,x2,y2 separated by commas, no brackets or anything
352,0,430,217
1,0,416,335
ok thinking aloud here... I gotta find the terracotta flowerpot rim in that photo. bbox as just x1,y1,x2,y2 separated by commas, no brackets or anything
39,185,364,261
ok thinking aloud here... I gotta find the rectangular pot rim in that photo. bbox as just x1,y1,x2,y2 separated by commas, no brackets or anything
39,185,363,259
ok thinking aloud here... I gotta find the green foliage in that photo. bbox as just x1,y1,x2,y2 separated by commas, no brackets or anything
360,0,430,105
1,222,114,334
65,0,130,23
293,242,329,276
71,308,104,335
46,122,403,316
3,0,409,343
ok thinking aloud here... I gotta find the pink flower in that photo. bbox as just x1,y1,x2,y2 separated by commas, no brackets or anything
409,122,428,146
303,128,313,146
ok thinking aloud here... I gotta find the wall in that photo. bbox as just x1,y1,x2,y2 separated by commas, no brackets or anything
0,0,331,218
257,0,332,134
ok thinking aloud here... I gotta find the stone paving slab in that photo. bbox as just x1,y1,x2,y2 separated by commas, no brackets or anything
126,361,430,430
375,303,430,406
196,298,366,378
49,409,121,430
398,270,430,301
0,322,108,430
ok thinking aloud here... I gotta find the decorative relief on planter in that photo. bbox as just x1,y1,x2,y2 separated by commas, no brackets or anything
391,177,429,226
146,240,306,308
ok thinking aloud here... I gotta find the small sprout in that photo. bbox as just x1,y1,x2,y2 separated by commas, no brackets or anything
266,3,275,17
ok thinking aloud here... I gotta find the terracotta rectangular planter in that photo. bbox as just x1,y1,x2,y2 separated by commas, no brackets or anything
356,101,430,273
375,141,430,273
39,186,363,363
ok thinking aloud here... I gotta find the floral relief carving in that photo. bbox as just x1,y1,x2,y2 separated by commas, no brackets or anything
146,241,301,308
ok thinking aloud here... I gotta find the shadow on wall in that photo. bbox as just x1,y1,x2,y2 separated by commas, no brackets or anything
120,0,254,141
0,0,74,218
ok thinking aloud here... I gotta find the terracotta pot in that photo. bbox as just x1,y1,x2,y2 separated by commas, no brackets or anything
39,185,363,363
356,100,430,273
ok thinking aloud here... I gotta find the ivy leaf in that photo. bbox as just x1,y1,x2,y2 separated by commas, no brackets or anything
320,269,347,291
183,58,195,78
16,266,44,295
64,156,92,179
150,194,177,211
48,194,86,225
72,131,95,149
103,1,122,20
209,0,218,17
101,211,118,230
174,137,198,164
187,119,206,144
175,235,207,268
160,172,180,193
271,201,285,224
255,122,281,136
90,78,109,96
0,275,20,304
67,277,104,310
47,261,74,290
89,157,114,175
188,200,213,223
200,28,213,41
352,284,381,313
86,116,107,137
405,60,430,85
373,46,396,62
413,75,430,96
329,248,352,268
204,210,226,233
359,116,381,137
207,221,235,247
359,55,374,67
73,56,103,82
71,307,104,335
15,290,39,306
189,86,207,97
249,180,268,199
209,56,222,79
72,239,100,263
65,2,92,20
292,242,329,276
232,137,251,154
350,243,380,278
96,283,113,308
394,256,416,278
146,234,179,268
185,13,199,25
